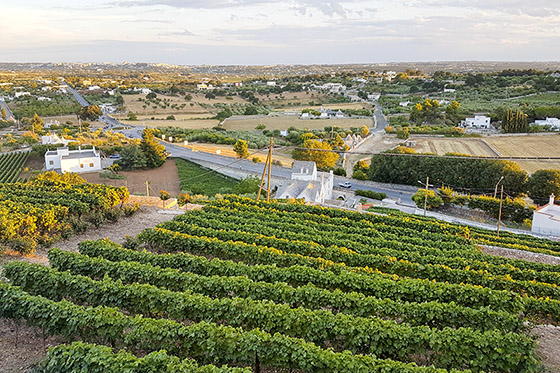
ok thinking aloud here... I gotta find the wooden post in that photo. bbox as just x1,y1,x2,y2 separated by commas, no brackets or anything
266,137,273,202
146,180,150,197
256,137,273,201
497,184,504,237
423,176,429,216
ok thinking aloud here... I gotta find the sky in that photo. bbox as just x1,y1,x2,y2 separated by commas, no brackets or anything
2,0,560,65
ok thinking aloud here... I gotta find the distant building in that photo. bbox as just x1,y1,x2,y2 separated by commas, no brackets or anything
532,194,560,236
41,134,72,145
43,120,60,129
276,161,334,204
266,81,276,86
399,101,412,107
534,117,560,128
45,146,102,173
461,115,491,129
443,88,456,93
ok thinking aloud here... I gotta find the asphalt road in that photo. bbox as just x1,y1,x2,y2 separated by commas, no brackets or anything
0,100,14,120
117,126,416,204
64,83,90,107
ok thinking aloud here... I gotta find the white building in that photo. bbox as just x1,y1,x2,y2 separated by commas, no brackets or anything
461,115,491,129
41,134,72,146
266,81,276,86
45,146,102,173
276,161,334,203
532,194,560,236
534,117,560,128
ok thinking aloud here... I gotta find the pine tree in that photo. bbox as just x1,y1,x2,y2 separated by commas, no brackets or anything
141,127,167,168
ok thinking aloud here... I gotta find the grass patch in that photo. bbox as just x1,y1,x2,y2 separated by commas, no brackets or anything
174,158,239,196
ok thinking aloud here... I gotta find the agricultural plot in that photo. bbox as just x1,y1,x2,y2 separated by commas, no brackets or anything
3,196,560,371
0,151,29,182
222,115,371,130
411,135,560,173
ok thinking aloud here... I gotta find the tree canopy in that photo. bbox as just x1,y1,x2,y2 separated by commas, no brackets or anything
527,169,560,204
78,105,102,121
233,139,250,158
141,127,167,168
292,139,339,169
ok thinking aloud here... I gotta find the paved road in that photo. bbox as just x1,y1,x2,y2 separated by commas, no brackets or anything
118,126,416,204
372,99,388,130
64,83,90,107
64,83,126,131
0,100,14,120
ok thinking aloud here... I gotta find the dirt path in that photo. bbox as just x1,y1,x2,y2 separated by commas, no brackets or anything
531,324,560,372
479,245,560,266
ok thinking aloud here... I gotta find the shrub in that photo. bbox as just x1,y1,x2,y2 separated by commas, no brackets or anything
177,193,191,207
122,202,140,217
252,156,261,163
6,237,37,255
333,167,346,177
411,189,444,209
352,170,368,180
355,189,386,200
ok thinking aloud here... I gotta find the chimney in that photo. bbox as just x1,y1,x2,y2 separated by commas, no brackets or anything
550,194,556,205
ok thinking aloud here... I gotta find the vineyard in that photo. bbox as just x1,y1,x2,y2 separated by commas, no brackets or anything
0,151,29,183
0,177,129,253
1,196,560,371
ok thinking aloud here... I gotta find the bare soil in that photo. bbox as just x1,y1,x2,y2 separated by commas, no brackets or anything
479,245,560,266
80,159,181,196
530,324,560,373
0,319,62,373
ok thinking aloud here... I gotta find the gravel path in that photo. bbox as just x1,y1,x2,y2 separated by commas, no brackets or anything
479,245,560,266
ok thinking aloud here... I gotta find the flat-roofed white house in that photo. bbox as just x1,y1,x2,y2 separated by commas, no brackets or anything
276,161,334,204
461,115,491,129
532,194,560,236
534,117,560,128
41,134,72,146
45,146,102,173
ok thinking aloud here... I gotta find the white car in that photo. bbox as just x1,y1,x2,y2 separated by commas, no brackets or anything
338,182,352,188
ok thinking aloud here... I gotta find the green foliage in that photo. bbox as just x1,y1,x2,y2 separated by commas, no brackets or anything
233,139,249,158
333,167,346,176
369,154,528,196
501,108,528,133
117,145,147,170
412,189,444,209
527,169,560,204
175,158,238,196
0,151,29,182
292,139,339,169
233,176,260,195
127,112,137,120
30,113,44,134
160,190,171,201
78,105,102,121
39,342,248,373
141,127,167,168
177,192,191,207
355,190,386,200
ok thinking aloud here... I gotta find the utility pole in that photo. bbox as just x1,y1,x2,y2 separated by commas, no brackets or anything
423,176,429,216
146,180,150,197
256,137,274,201
266,137,273,202
494,176,504,198
497,184,504,237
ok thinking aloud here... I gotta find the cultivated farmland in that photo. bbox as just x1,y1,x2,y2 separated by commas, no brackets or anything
2,196,560,371
411,134,560,173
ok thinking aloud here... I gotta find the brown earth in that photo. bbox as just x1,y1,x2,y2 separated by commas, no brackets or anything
80,159,181,196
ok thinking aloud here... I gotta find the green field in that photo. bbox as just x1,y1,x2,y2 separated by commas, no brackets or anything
174,158,238,196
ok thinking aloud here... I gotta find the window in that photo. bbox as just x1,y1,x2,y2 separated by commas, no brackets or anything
49,160,53,165
80,164,84,168
89,163,94,167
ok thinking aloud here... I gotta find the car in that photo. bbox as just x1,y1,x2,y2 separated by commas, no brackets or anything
108,154,121,159
338,182,352,188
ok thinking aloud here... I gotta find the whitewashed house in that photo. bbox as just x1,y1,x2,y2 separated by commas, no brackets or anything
461,115,491,129
45,146,102,173
532,194,560,236
276,161,334,204
534,117,560,128
41,134,72,146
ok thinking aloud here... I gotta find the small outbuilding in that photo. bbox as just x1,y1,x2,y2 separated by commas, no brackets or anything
532,194,560,236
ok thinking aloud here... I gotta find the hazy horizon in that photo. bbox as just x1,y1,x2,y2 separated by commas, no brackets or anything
3,1,560,65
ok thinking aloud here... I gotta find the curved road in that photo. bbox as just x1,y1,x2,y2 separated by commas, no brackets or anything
0,100,14,120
